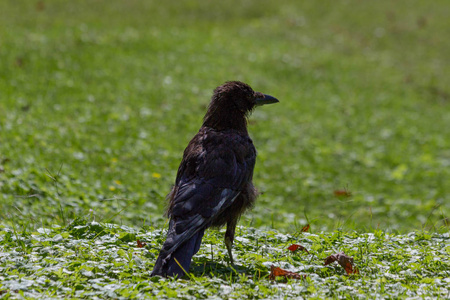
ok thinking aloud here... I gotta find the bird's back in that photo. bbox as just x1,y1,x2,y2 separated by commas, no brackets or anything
151,127,257,277
168,127,257,225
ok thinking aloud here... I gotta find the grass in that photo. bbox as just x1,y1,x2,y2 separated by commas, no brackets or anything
1,0,449,232
1,220,449,298
0,0,449,298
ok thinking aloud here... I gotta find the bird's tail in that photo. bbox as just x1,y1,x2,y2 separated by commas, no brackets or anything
151,220,205,278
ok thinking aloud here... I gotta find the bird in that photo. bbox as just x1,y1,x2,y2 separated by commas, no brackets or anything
151,81,279,277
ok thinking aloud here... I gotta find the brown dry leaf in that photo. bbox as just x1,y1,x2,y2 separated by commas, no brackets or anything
324,252,359,275
36,1,45,11
301,224,310,232
15,57,24,68
417,16,427,28
287,244,309,254
324,254,337,266
333,190,352,197
340,258,359,275
269,265,306,280
136,239,147,248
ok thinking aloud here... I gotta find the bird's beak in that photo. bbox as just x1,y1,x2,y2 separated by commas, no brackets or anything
255,94,279,106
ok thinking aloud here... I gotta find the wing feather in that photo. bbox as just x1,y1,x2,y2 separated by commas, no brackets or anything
164,129,255,254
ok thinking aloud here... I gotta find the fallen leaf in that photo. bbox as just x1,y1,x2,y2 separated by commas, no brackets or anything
269,265,306,280
341,258,359,275
36,1,45,11
324,255,337,266
334,189,352,197
287,244,309,254
301,224,310,232
417,16,427,28
324,251,359,275
15,57,24,67
136,239,147,248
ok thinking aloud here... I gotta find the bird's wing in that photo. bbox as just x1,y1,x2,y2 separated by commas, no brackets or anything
163,131,256,255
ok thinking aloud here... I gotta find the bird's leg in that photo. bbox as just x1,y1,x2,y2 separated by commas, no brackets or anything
224,236,234,265
225,217,238,265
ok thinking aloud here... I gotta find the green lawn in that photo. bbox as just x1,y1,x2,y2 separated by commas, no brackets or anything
1,219,450,298
0,0,449,298
1,0,449,232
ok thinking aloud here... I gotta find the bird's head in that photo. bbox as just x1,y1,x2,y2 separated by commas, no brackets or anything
203,81,279,131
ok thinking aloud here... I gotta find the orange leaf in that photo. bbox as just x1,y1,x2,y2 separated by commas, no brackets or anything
334,190,352,197
301,224,310,232
324,252,359,275
136,239,147,248
36,1,45,11
341,260,359,275
269,265,305,280
324,254,337,266
287,244,309,254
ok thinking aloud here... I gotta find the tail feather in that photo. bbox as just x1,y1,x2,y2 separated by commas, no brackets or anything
151,220,205,277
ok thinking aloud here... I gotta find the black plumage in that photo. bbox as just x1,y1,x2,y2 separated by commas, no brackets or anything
151,81,278,277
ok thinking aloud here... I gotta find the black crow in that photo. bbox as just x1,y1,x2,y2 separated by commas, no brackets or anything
151,81,278,277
